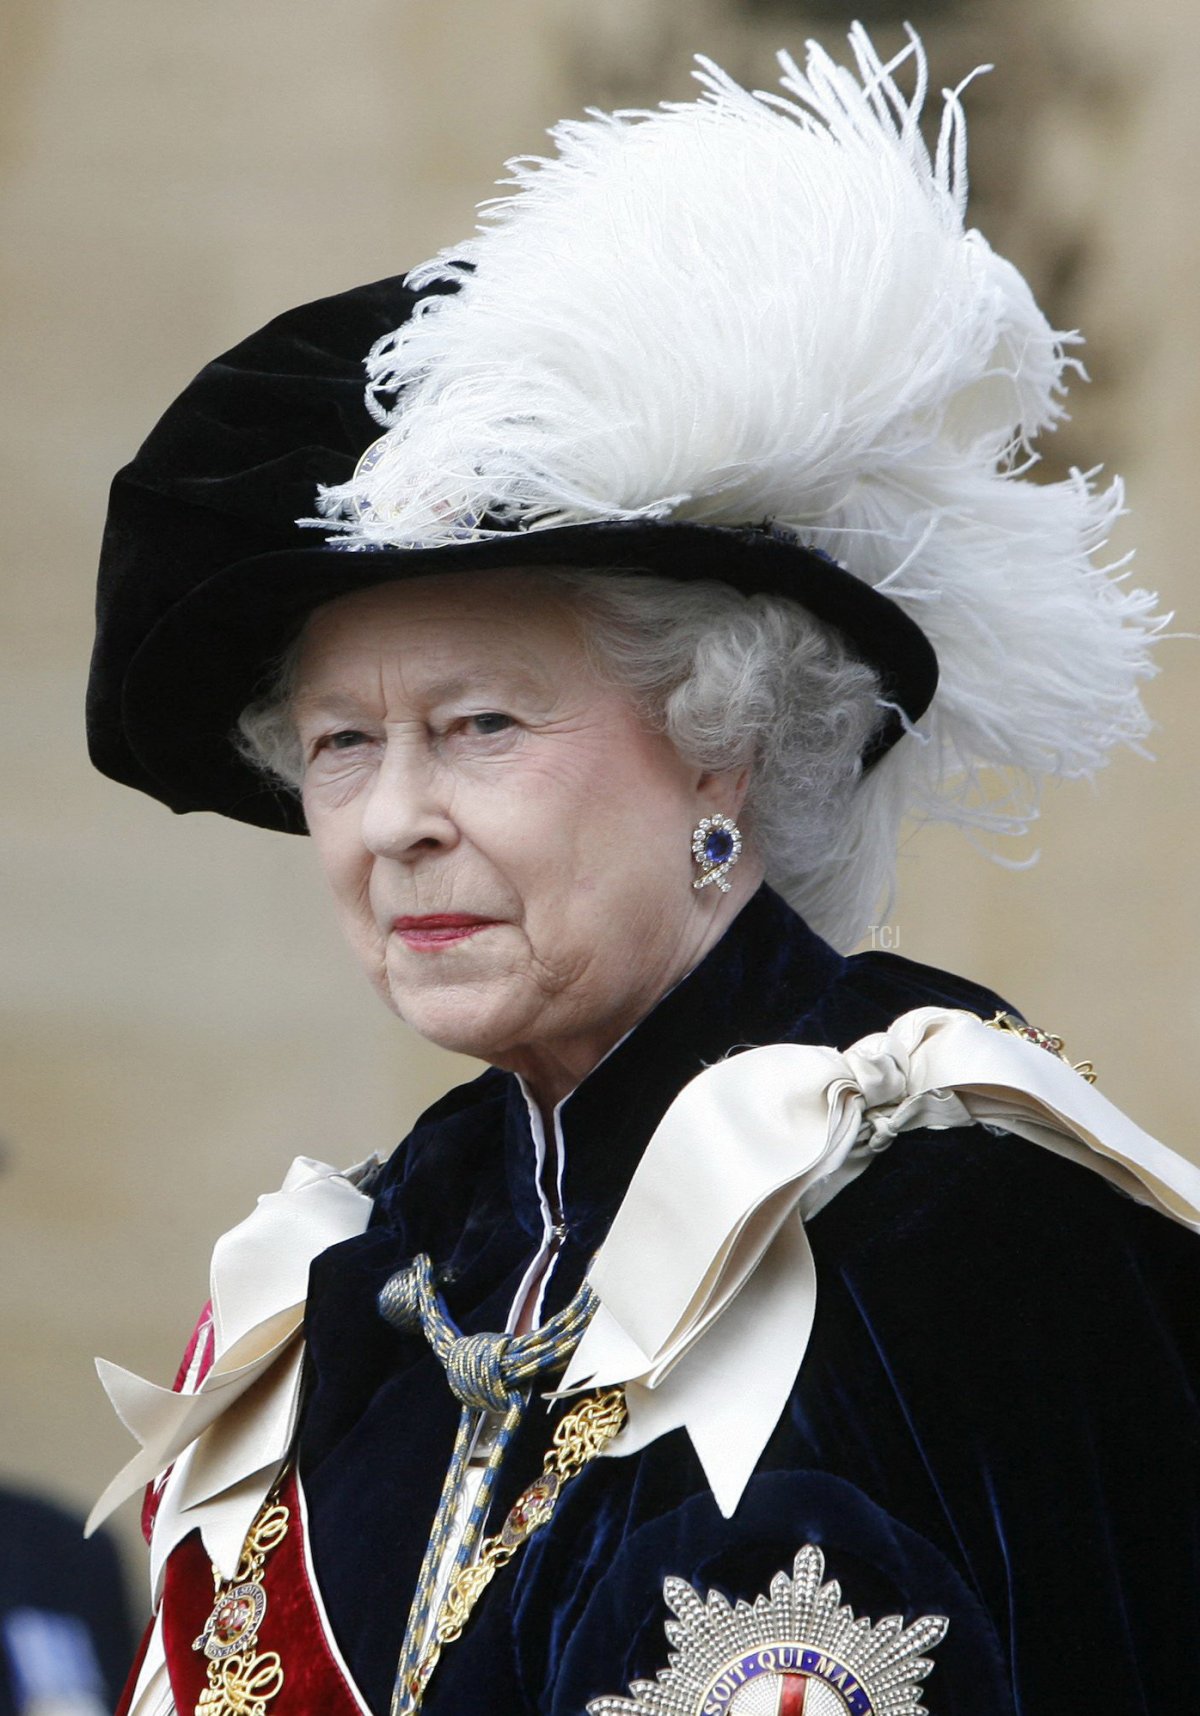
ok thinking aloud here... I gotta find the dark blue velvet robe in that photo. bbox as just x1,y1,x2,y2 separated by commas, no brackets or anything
298,886,1200,1714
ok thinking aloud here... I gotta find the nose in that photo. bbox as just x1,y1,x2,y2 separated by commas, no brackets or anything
359,735,459,861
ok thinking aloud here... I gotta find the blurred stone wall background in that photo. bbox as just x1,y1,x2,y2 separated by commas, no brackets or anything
2,0,1197,1622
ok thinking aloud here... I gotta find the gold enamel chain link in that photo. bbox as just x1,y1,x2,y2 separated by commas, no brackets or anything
986,1010,1097,1082
191,1490,291,1716
405,1389,627,1710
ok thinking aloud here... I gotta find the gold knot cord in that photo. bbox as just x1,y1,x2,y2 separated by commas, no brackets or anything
378,1255,601,1714
402,1389,627,1716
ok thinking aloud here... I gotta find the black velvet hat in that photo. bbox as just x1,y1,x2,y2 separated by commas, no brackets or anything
87,273,938,832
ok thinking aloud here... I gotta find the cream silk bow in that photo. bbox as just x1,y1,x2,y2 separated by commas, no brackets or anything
91,1008,1200,1577
557,1007,1200,1518
87,1155,375,1599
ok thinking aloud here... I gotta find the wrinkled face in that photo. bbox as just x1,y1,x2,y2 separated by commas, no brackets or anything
293,572,754,1098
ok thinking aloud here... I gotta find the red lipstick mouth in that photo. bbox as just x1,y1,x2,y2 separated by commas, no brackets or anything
391,914,498,947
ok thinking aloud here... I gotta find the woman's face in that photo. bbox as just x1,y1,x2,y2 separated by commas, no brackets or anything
293,572,757,1103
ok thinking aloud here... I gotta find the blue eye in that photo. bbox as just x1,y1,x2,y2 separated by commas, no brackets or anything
469,713,514,735
315,729,372,755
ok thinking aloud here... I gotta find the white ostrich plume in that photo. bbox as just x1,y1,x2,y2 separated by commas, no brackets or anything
311,24,1161,929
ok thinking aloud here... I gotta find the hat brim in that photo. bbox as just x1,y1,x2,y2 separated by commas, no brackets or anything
119,518,938,831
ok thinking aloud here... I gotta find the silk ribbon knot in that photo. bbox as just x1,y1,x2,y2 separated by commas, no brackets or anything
558,1006,1200,1518
88,1155,376,1600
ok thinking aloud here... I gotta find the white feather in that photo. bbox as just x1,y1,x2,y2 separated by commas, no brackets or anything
308,24,1161,929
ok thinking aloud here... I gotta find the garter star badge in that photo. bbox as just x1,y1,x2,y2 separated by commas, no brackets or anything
588,1545,947,1716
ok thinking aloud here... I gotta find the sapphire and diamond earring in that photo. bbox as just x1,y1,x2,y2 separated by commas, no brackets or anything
691,815,742,892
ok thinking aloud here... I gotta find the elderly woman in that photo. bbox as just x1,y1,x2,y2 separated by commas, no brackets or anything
88,29,1200,1716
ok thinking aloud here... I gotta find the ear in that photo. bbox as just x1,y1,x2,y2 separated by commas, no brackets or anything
695,762,752,819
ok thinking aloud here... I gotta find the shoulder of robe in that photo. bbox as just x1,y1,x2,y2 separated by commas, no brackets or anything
809,1119,1200,1380
813,947,1017,1043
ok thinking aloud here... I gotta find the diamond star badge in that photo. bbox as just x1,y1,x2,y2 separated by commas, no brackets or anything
588,1544,948,1716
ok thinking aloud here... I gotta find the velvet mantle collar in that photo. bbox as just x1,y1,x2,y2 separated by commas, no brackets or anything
296,885,1010,1709
366,883,1006,1265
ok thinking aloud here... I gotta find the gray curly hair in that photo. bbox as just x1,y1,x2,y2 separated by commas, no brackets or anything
235,569,899,948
